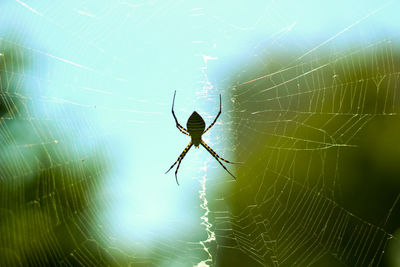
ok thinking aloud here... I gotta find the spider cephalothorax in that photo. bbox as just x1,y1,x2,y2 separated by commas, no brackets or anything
166,91,240,185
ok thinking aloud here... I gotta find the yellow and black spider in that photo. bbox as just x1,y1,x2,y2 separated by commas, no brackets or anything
166,91,240,185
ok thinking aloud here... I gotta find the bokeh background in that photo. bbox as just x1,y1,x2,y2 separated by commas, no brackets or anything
0,0,399,266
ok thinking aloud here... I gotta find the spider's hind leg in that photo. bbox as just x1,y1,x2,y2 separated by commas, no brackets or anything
201,141,242,164
165,142,193,185
200,141,238,180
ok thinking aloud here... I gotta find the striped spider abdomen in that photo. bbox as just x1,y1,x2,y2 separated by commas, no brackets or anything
186,111,205,147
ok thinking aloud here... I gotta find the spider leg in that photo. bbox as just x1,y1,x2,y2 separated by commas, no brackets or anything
204,94,221,134
165,142,193,185
176,126,190,136
171,90,190,136
201,140,242,164
200,141,237,180
174,157,184,185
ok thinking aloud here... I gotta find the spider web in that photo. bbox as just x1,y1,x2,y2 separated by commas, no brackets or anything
209,41,400,266
1,1,400,267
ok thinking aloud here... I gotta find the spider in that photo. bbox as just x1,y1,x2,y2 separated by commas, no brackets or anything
166,91,240,185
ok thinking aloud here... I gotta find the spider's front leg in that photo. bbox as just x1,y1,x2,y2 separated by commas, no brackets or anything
203,94,221,134
171,90,190,136
175,124,190,136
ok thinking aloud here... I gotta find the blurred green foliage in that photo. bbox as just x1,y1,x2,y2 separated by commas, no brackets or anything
0,39,115,266
216,42,400,266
